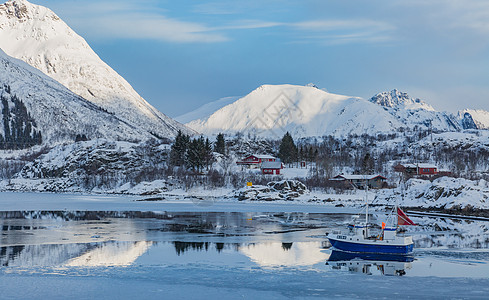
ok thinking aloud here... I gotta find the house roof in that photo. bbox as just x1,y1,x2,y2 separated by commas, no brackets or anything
333,174,386,180
261,161,282,169
253,154,276,159
402,163,437,169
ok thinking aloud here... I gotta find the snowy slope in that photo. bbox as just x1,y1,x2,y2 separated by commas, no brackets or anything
185,84,471,138
0,48,153,143
459,109,489,129
176,96,241,124
0,0,191,138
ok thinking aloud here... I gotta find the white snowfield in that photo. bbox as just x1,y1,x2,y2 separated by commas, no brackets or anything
0,49,154,142
184,84,487,138
0,0,191,138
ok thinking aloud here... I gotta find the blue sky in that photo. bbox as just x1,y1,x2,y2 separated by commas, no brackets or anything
35,0,489,117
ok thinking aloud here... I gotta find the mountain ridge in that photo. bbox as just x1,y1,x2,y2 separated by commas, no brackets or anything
0,48,155,145
184,84,484,138
0,0,192,138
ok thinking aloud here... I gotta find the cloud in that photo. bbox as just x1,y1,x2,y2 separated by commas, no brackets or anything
51,1,395,45
78,13,228,43
53,1,227,43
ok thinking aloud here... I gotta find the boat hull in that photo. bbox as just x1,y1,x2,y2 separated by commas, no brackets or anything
328,249,414,262
328,236,414,255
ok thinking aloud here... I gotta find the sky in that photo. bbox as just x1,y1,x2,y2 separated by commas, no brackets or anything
32,0,489,118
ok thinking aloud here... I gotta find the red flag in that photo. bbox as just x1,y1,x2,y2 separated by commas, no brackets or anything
398,207,416,225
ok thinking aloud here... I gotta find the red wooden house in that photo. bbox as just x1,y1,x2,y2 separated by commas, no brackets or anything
261,161,283,175
236,154,277,169
394,163,438,176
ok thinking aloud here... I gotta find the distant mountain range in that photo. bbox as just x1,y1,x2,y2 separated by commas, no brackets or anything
0,0,192,144
0,0,488,146
181,84,488,138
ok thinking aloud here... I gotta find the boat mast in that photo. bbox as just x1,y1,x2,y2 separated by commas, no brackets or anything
365,181,369,238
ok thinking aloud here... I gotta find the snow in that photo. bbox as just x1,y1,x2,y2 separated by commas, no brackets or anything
175,96,241,124
0,49,154,143
0,0,191,138
184,84,471,138
461,109,489,129
373,177,489,210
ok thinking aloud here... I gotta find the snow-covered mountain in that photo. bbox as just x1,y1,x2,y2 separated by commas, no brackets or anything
176,96,241,124
184,84,474,138
459,109,489,130
185,84,408,138
0,48,153,145
369,89,467,132
0,0,191,138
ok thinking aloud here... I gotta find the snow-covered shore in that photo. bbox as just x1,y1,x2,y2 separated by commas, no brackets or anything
1,176,489,215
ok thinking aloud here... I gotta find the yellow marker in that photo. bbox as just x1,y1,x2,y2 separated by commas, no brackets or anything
247,182,252,187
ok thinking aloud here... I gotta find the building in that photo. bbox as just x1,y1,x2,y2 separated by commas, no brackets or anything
394,163,438,176
261,161,283,175
236,154,277,169
331,174,387,189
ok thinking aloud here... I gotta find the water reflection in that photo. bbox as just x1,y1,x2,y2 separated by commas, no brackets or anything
66,241,152,266
326,250,414,276
1,210,489,277
0,241,153,267
240,242,328,267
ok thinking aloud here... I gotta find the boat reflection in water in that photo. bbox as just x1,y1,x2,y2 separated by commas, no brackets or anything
326,250,414,276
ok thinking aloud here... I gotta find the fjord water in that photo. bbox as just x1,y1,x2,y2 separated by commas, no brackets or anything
1,193,489,299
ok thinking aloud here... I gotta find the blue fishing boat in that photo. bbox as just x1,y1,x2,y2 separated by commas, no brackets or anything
327,186,415,255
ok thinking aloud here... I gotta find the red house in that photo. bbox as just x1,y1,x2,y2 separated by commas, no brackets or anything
394,163,438,176
261,161,283,175
237,154,277,169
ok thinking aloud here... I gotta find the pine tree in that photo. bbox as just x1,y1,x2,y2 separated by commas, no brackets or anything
278,132,298,164
362,152,374,174
186,136,206,172
214,133,226,155
204,137,213,170
170,130,189,167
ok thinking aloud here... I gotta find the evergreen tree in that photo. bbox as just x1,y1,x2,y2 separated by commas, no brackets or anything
278,132,298,164
169,130,189,167
186,136,206,172
204,137,213,170
362,152,374,174
214,133,226,155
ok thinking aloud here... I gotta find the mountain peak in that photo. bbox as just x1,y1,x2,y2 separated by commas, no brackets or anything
1,0,55,21
369,89,434,111
0,0,192,138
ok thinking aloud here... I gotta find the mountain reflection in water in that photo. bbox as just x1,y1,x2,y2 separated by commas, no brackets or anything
1,210,489,277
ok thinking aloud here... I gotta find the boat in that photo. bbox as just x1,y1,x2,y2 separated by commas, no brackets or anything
326,249,414,276
327,185,415,255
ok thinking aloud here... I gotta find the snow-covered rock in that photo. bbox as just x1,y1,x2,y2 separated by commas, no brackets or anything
0,0,192,138
4,139,170,193
369,89,466,132
370,89,434,111
236,180,309,201
373,177,489,210
459,109,489,130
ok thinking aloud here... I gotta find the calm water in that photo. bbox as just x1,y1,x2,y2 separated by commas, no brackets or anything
1,208,489,298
